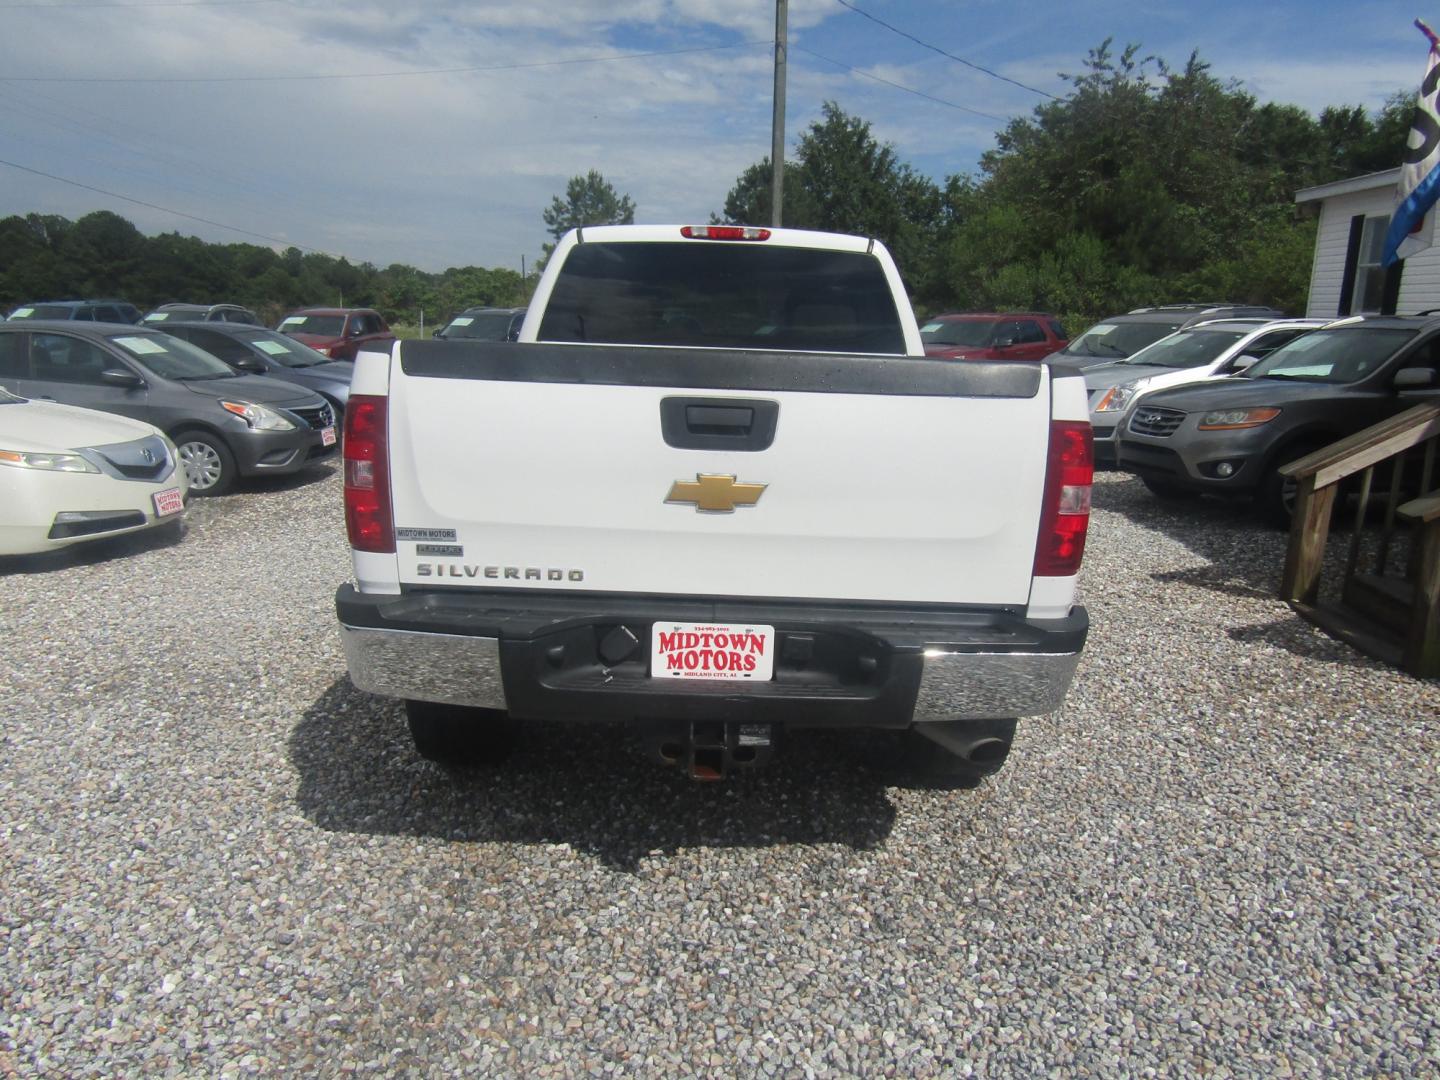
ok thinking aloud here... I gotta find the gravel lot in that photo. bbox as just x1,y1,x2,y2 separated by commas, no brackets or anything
2,464,1437,1077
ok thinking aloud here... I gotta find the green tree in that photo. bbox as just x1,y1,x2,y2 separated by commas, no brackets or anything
715,102,943,298
541,170,636,259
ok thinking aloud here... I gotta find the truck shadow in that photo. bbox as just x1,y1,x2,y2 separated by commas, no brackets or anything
290,679,901,872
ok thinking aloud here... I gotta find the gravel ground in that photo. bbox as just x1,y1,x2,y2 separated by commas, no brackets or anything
2,464,1437,1077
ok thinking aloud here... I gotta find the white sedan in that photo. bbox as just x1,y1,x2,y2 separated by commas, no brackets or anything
0,388,187,555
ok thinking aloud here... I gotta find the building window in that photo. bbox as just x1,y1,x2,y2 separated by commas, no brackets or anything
1354,215,1390,314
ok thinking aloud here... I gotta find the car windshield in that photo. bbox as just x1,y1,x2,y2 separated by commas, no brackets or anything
1120,329,1248,368
1063,320,1183,358
279,314,345,336
1246,327,1416,383
107,333,239,380
538,241,906,353
441,312,518,340
10,305,73,320
237,330,328,367
920,320,994,347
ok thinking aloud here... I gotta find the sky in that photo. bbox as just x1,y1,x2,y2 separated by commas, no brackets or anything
0,0,1428,275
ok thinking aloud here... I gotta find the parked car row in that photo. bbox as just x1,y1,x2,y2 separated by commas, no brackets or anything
0,322,337,508
1084,317,1328,463
1115,315,1440,522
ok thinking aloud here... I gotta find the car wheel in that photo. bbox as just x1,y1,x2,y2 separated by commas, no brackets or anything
405,699,517,766
1141,476,1199,501
174,430,236,496
1258,441,1328,528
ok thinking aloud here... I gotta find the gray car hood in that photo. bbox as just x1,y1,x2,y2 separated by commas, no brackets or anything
1140,375,1352,411
178,373,322,407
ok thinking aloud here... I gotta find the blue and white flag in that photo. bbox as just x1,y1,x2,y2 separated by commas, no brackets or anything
1384,20,1440,266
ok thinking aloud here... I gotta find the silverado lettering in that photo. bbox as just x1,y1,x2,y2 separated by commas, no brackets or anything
416,564,584,581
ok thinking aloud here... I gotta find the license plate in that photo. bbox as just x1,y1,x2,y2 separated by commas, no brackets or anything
651,622,775,680
152,488,184,517
321,426,337,446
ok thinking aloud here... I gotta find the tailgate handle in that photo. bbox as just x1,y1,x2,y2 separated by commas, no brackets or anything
661,396,778,452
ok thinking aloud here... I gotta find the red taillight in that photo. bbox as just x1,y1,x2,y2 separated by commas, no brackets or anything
344,394,394,553
1033,419,1093,577
680,225,771,241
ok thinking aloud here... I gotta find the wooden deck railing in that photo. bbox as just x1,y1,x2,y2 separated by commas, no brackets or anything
1278,402,1440,677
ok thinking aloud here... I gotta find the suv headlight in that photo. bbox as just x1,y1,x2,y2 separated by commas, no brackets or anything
1197,407,1281,430
0,450,99,472
220,400,296,431
1094,382,1139,413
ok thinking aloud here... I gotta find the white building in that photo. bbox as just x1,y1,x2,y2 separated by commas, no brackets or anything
1294,168,1440,318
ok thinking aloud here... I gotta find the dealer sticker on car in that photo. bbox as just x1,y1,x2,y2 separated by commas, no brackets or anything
152,488,184,516
651,622,775,680
321,426,337,447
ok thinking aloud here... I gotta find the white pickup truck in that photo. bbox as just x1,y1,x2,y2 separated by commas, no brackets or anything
335,224,1092,782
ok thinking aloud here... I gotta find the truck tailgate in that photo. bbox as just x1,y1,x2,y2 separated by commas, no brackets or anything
385,342,1051,606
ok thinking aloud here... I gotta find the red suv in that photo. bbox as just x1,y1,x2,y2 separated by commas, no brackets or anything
920,312,1068,360
276,307,394,361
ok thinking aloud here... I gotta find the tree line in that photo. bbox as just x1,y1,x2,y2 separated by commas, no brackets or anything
0,212,528,328
1,41,1413,331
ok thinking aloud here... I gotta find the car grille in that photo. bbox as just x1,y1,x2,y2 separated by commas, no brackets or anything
289,402,335,431
90,435,173,482
1128,406,1185,438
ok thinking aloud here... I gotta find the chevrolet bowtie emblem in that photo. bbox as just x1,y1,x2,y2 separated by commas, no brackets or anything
666,474,767,513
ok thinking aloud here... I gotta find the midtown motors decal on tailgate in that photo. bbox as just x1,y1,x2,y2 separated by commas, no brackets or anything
652,622,775,680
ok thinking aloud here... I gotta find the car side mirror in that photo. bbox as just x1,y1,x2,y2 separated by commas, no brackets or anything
432,329,443,338
1230,354,1261,371
1394,366,1438,390
506,327,521,342
100,368,143,388
234,356,266,373
994,336,1017,349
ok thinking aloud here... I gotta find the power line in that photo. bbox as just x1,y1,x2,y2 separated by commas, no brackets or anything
0,39,766,83
0,156,325,252
830,0,1057,100
796,46,1009,122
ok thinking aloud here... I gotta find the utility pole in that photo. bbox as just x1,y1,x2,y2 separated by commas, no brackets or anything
770,0,787,227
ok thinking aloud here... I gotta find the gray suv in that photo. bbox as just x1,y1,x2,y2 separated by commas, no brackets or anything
1115,316,1440,521
0,322,337,496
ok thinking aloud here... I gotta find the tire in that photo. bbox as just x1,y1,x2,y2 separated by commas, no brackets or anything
1141,476,1199,501
405,699,517,767
173,430,237,496
1258,441,1328,528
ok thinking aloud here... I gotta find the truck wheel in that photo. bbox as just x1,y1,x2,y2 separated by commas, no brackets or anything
174,430,236,496
405,699,516,766
1141,476,1198,501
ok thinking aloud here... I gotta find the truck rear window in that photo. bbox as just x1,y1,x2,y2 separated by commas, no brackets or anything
537,242,906,354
